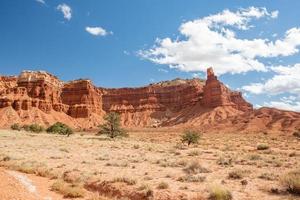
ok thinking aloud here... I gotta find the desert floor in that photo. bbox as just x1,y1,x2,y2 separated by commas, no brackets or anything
0,129,299,200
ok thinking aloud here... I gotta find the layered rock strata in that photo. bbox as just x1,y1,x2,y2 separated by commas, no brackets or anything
1,68,298,133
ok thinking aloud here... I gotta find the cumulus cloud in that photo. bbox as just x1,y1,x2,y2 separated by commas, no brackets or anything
243,64,300,95
140,7,300,75
85,26,110,36
264,96,300,112
35,0,45,4
57,3,72,21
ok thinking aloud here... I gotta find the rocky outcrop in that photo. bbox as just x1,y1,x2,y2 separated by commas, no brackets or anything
202,67,253,112
0,68,299,133
62,80,103,118
102,79,205,126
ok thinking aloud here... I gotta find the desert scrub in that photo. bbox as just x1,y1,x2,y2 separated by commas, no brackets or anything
138,184,153,197
181,130,201,146
51,179,85,198
112,177,136,185
258,172,277,181
11,123,21,131
46,122,73,136
217,156,233,166
23,124,44,133
228,169,246,179
248,154,261,160
257,144,269,150
183,160,210,174
157,181,169,189
188,149,201,156
280,169,300,195
208,184,232,200
177,175,206,182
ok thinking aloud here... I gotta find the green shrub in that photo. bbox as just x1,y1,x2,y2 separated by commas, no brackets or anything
23,124,44,133
47,122,73,136
181,130,201,146
11,123,21,131
280,169,300,195
257,144,269,150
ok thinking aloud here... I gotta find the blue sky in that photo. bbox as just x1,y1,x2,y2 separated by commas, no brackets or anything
1,0,300,111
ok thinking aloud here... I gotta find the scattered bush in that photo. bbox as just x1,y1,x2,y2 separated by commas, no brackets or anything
228,169,245,179
258,172,277,181
112,177,136,185
98,112,127,138
217,156,232,166
22,124,44,133
183,160,210,174
188,150,201,156
280,169,300,195
208,185,232,200
181,130,201,146
46,122,73,136
11,123,21,131
248,154,261,161
257,144,269,150
138,184,153,197
51,179,85,198
157,182,169,189
177,175,206,182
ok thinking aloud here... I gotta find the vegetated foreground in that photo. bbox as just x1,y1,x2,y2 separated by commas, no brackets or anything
0,129,299,200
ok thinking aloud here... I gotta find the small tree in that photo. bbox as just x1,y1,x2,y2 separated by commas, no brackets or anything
98,112,127,138
181,130,201,146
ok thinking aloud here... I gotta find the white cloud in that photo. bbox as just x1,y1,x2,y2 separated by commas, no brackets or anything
57,3,72,21
140,7,300,75
264,96,300,112
158,68,168,73
35,0,45,4
243,64,300,95
85,26,110,36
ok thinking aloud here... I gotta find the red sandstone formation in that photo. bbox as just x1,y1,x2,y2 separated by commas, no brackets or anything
202,67,252,112
102,78,205,126
0,68,299,133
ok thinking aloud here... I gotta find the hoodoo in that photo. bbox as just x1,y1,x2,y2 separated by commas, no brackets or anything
0,68,299,133
202,67,253,112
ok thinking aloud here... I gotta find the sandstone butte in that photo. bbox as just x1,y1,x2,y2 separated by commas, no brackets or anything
0,67,300,134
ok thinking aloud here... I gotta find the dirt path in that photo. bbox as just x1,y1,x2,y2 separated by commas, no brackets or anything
0,168,64,200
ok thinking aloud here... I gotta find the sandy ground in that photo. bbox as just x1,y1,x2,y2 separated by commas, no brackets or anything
0,168,65,200
0,129,299,200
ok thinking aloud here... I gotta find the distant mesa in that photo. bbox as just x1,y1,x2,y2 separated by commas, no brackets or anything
0,67,299,133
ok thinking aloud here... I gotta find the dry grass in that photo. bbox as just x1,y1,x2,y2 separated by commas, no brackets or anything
0,129,299,199
51,179,85,198
208,184,232,200
280,169,300,195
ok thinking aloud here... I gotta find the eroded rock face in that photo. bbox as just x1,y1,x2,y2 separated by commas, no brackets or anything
6,68,296,133
102,79,205,126
202,67,253,112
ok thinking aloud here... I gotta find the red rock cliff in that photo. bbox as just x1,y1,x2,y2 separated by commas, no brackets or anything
102,79,205,126
1,68,280,131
